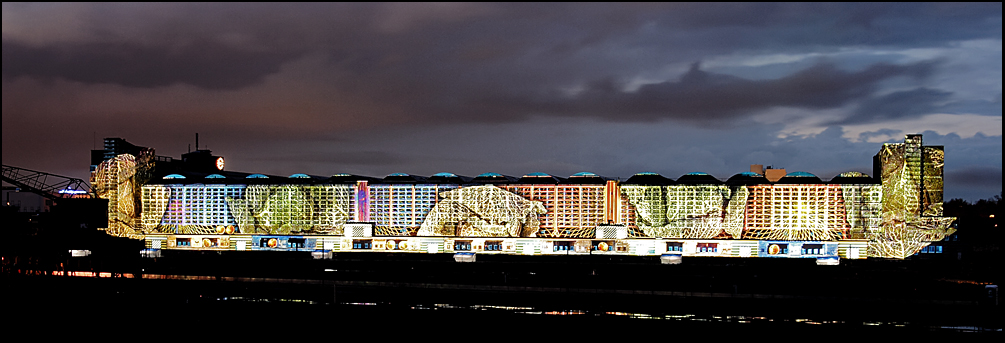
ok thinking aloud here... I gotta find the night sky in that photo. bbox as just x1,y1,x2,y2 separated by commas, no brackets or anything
2,3,1001,201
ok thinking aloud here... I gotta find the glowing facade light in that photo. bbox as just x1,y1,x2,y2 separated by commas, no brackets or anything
91,134,954,259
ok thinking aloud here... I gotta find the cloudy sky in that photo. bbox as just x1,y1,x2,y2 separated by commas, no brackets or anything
3,3,1001,201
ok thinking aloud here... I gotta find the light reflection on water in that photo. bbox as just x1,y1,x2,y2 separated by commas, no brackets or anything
212,297,1000,332
206,296,1000,332
21,270,997,333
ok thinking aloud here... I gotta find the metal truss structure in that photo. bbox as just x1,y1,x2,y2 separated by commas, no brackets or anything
2,164,92,201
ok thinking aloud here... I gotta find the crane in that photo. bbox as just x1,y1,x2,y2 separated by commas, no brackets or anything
2,164,93,202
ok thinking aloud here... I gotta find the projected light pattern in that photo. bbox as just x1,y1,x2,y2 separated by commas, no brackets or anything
371,184,458,236
95,134,955,259
141,184,245,233
500,184,608,238
870,135,955,258
228,184,355,234
418,185,546,237
837,183,883,239
141,184,354,235
921,146,944,217
92,148,155,239
620,185,747,239
743,185,849,241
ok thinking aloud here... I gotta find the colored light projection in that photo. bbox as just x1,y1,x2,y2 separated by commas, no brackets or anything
835,172,883,239
418,185,547,237
229,185,355,234
620,185,747,239
870,135,954,258
94,134,954,259
743,184,851,241
499,184,608,238
142,184,354,235
92,149,155,239
370,184,458,236
620,181,883,241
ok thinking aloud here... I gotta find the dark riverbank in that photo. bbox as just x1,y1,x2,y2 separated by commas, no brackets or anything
4,251,999,336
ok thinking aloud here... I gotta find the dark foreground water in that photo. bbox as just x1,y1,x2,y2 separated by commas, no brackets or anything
4,252,1000,337
4,273,999,337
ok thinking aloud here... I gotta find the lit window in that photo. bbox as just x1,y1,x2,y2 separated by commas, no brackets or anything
454,240,472,251
553,241,574,252
353,239,372,250
697,243,718,253
484,240,503,251
801,244,823,255
666,242,683,252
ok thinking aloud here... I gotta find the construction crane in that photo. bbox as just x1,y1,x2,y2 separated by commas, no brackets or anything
2,164,93,202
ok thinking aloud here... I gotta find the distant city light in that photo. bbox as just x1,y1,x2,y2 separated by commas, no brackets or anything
58,189,88,194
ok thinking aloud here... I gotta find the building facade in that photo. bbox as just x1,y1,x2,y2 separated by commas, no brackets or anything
92,134,955,259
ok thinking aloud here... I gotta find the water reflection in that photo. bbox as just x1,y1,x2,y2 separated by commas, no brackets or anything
202,296,997,333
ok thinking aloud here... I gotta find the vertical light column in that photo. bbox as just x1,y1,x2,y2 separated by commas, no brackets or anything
355,180,369,222
904,134,923,215
604,180,618,223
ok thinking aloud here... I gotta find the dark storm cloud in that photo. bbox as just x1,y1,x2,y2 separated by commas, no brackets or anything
2,3,998,124
2,3,1000,202
293,3,997,127
1,39,301,89
841,88,953,124
454,61,937,125
839,88,1003,125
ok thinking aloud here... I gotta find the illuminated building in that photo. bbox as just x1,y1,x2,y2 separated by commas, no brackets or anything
92,134,955,261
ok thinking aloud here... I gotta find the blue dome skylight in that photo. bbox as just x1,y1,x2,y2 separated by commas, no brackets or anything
785,171,817,177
